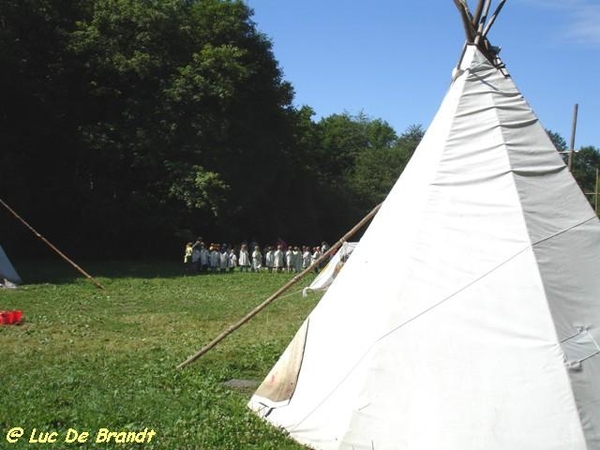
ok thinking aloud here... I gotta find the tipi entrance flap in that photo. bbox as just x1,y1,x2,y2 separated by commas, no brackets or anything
253,319,310,408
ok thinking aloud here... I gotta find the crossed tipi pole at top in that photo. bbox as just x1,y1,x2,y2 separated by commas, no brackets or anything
453,0,507,66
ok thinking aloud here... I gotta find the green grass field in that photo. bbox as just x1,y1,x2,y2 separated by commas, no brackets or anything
0,261,322,449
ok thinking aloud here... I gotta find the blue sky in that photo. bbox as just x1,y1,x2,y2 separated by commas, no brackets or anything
244,0,599,148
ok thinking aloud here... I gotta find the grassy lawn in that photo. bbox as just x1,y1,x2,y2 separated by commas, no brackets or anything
0,261,322,449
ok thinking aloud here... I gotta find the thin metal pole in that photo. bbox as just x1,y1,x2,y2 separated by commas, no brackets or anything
568,103,579,172
0,197,105,290
177,203,383,369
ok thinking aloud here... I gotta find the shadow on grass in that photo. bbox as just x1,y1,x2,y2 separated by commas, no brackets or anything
13,259,189,285
13,259,297,285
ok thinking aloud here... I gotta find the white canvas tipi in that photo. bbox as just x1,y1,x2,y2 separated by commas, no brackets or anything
0,244,21,285
249,2,600,449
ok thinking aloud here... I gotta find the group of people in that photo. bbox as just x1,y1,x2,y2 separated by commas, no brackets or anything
183,239,330,274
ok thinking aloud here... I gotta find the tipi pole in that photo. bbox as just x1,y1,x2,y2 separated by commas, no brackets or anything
176,202,383,370
454,0,476,42
471,0,485,28
0,197,105,290
481,0,507,38
479,0,493,25
474,0,492,45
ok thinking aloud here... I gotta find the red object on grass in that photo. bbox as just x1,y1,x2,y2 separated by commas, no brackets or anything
12,310,23,324
4,311,13,324
0,311,11,324
0,310,23,325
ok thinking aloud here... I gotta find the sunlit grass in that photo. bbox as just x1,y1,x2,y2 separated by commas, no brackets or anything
0,261,322,449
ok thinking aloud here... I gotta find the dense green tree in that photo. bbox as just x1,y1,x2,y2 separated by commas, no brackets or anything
308,114,421,237
67,0,302,253
349,123,421,210
545,130,599,212
315,113,369,180
546,129,568,153
1,0,307,256
314,113,403,178
396,124,425,152
571,146,600,207
349,147,409,209
0,0,91,252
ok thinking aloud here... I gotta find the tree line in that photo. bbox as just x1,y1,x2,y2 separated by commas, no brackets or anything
0,0,597,260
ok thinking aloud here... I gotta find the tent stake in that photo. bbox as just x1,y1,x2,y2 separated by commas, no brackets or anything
0,197,105,290
176,202,383,370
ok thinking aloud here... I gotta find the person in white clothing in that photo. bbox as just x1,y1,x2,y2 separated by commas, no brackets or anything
265,247,275,273
302,246,312,269
228,248,237,272
199,243,209,272
311,246,322,273
273,245,284,272
209,244,220,272
292,246,302,273
219,246,228,273
252,246,262,272
285,247,293,272
238,244,251,272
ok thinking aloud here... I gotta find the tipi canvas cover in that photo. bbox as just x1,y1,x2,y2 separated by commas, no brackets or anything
0,244,21,285
249,3,600,449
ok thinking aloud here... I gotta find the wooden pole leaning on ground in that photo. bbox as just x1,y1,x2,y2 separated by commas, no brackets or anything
0,197,105,290
177,202,383,370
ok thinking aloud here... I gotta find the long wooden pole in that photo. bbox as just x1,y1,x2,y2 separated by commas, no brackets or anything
0,197,105,290
471,0,485,28
177,202,383,369
568,103,579,172
474,0,492,46
594,167,600,215
453,0,476,42
481,0,507,38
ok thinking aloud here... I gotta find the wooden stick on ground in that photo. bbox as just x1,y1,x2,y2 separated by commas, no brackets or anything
0,197,105,290
177,202,383,370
